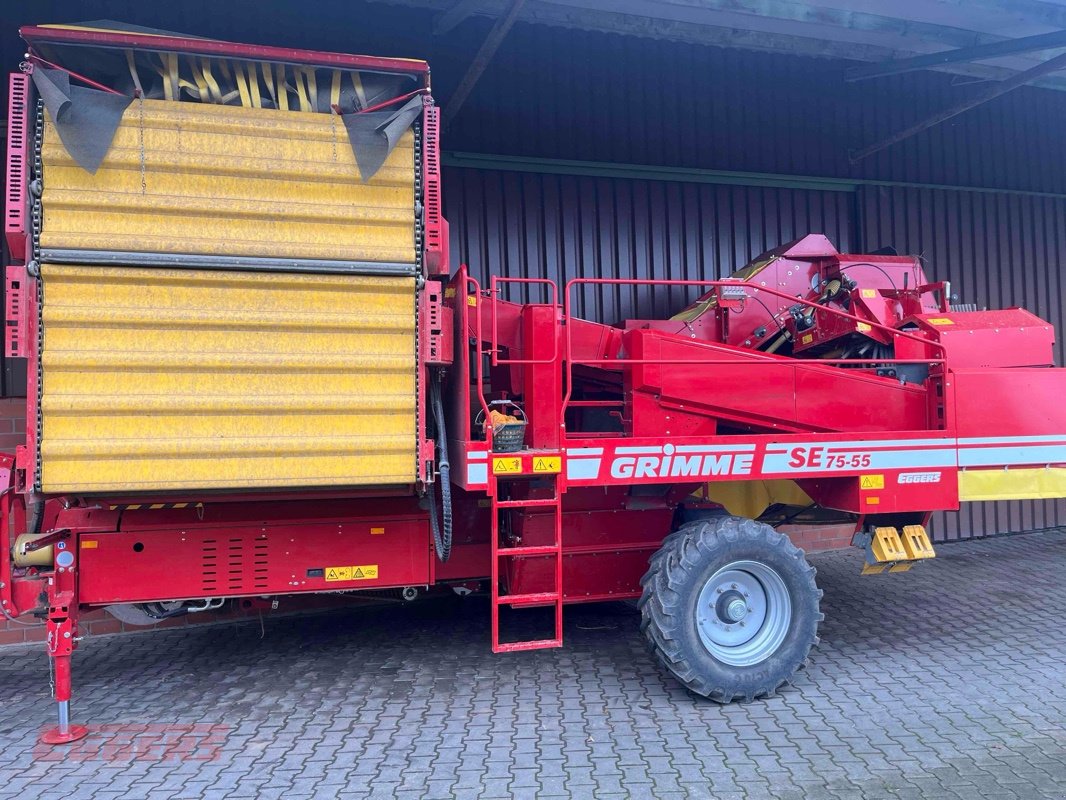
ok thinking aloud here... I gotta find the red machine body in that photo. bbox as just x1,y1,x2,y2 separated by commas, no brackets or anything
3,25,1066,742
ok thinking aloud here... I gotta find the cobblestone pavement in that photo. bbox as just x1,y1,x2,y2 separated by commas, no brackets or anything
0,530,1064,800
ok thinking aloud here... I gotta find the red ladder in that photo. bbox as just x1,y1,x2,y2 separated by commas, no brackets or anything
490,472,564,652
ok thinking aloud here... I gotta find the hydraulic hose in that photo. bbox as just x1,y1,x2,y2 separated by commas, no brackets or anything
427,372,453,562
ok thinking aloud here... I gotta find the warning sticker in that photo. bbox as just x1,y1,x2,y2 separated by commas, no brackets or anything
860,474,885,490
324,565,379,582
801,334,813,345
370,527,385,535
927,317,954,326
856,322,872,333
325,566,352,582
493,456,523,475
860,289,877,299
532,456,561,473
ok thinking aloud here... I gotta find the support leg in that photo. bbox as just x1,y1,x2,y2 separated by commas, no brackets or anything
41,652,87,744
40,547,88,745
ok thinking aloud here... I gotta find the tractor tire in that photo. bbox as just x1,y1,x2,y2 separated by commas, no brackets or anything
639,515,823,702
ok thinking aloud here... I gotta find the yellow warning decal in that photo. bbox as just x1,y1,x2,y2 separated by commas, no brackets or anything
493,457,523,475
860,289,877,299
325,565,379,582
801,334,813,345
927,317,954,326
856,322,872,333
532,456,561,474
860,474,885,490
370,527,385,535
467,295,478,307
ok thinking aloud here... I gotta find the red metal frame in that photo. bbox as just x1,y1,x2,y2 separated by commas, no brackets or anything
4,264,28,359
420,97,448,275
20,25,430,79
4,73,30,264
25,55,125,95
489,277,560,366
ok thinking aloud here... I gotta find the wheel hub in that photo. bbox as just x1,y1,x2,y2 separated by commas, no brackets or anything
696,560,793,667
716,591,749,623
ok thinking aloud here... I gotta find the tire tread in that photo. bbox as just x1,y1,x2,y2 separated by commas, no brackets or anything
638,516,822,702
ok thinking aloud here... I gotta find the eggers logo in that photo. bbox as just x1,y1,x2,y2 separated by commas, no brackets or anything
898,471,941,484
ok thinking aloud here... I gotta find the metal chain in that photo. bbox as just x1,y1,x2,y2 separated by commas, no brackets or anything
31,102,43,259
33,102,44,489
414,118,424,273
413,120,424,480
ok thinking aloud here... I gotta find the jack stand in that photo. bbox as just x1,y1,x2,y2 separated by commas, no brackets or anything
40,655,87,745
40,543,88,745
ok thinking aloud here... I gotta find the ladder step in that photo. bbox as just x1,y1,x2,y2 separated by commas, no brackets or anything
495,498,558,508
497,544,559,557
495,639,563,653
496,592,559,605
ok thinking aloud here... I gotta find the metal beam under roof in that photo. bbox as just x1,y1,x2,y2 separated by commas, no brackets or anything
380,0,1066,91
846,27,1066,81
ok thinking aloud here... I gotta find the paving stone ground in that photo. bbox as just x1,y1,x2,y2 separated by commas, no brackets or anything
0,529,1064,800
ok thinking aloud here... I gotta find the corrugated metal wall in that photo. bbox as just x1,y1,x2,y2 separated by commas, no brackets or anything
445,168,855,321
859,186,1066,538
448,21,1066,197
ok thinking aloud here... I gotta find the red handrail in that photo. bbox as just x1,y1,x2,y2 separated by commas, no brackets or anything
465,274,493,445
488,276,560,366
561,276,949,432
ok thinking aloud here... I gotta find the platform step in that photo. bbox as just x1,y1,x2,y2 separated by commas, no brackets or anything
497,592,559,606
497,545,559,557
495,638,563,653
494,498,559,509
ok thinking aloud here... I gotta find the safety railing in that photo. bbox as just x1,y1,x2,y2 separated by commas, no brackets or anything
561,277,951,432
488,276,560,366
464,273,494,445
467,273,952,446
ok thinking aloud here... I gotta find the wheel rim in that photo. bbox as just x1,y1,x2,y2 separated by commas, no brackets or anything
695,560,792,667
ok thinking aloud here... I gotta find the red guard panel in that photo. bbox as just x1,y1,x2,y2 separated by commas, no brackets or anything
5,72,29,264
78,506,430,605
